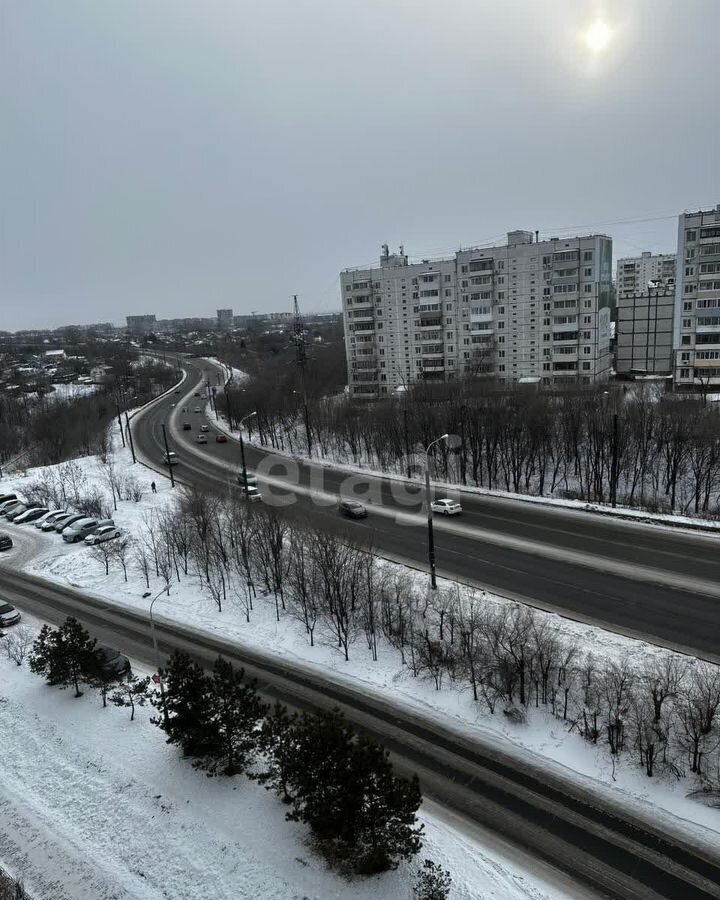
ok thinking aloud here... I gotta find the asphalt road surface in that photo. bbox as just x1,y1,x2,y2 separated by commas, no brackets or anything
2,567,719,900
133,357,720,662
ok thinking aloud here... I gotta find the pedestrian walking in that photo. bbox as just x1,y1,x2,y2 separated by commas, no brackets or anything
151,481,157,494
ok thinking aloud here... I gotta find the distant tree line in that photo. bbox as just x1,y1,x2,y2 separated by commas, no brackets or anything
0,357,176,470
223,378,720,517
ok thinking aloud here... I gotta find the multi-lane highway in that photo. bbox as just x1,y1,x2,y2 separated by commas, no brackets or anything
3,357,720,899
133,357,720,662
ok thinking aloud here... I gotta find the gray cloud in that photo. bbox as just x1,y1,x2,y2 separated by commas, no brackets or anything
1,0,718,330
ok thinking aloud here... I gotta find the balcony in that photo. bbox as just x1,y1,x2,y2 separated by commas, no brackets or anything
421,359,445,369
552,350,579,362
353,322,375,332
419,319,443,329
552,320,579,333
470,326,494,336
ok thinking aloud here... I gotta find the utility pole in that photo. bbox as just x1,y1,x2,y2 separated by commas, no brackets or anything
611,411,618,508
124,408,136,463
161,423,175,488
293,295,313,458
115,402,126,448
403,405,411,478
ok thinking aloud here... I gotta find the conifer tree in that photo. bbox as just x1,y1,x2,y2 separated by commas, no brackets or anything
29,618,96,697
111,675,152,721
251,701,298,802
154,651,214,757
195,657,266,776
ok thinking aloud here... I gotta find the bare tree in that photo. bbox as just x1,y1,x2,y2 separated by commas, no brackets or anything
3,625,32,666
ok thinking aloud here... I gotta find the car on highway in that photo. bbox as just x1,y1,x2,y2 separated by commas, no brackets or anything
237,471,258,487
339,500,368,519
430,498,463,516
5,503,28,521
201,424,209,432
163,451,179,466
195,433,208,444
174,389,180,394
0,533,13,551
194,391,201,397
85,525,121,545
63,518,100,543
91,646,131,679
193,406,201,413
215,433,227,443
33,510,66,529
54,513,86,533
242,486,263,503
0,601,21,627
182,422,191,431
13,506,50,525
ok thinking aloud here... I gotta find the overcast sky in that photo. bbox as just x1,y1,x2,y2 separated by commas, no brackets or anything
1,0,718,331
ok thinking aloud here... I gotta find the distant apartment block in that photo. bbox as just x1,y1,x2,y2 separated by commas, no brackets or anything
616,288,674,376
126,314,157,334
341,232,613,398
216,308,233,330
673,204,720,387
616,251,676,294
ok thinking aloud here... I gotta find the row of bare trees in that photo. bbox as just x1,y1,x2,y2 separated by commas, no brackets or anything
85,484,720,790
224,378,720,516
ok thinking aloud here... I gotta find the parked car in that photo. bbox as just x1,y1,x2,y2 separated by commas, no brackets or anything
201,424,210,432
195,433,208,444
0,601,21,627
0,493,18,506
63,518,99,543
42,512,72,532
174,389,180,394
5,504,28,521
163,451,179,466
237,471,258,487
215,433,227,443
0,533,13,551
430,498,463,516
242,486,263,503
92,646,131,678
194,391,201,397
55,513,86,533
34,510,66,528
0,500,25,518
339,500,368,519
13,506,50,525
182,422,191,431
85,525,121,545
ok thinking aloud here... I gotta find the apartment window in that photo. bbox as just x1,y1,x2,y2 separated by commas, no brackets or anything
543,287,551,296
461,265,468,273
680,368,690,379
461,280,468,288
445,290,452,297
583,299,592,308
498,365,506,372
583,331,591,340
584,267,593,277
444,274,451,282
681,336,691,346
498,306,505,315
583,346,591,355
682,318,692,328
583,251,594,261
584,285,592,293
498,350,505,358
583,315,592,324
681,352,690,362
685,284,696,294
498,321,505,329
686,230,697,242
446,303,453,311
463,351,470,359
582,362,591,371
497,336,505,343
684,301,693,311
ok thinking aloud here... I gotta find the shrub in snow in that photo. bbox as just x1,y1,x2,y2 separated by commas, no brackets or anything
413,859,452,900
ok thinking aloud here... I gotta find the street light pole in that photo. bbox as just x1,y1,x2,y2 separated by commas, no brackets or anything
149,591,169,727
238,411,257,497
425,434,449,590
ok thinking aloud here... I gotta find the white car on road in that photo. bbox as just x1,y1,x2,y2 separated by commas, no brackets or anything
430,498,463,516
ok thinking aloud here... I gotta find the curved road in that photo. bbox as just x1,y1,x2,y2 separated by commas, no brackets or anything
135,357,720,662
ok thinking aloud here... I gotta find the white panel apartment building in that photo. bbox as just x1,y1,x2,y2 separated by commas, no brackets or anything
616,251,676,293
674,204,720,387
341,231,613,397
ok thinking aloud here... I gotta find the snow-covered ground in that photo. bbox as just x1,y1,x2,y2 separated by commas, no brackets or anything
203,356,248,385
47,382,99,402
1,439,719,862
0,627,584,900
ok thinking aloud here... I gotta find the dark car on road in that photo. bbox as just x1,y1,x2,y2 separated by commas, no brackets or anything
183,422,191,431
0,533,13,551
339,500,368,519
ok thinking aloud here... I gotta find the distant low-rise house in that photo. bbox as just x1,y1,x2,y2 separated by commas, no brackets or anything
89,365,114,384
44,349,67,361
